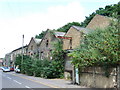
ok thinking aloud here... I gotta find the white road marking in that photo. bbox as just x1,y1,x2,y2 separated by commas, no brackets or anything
7,77,11,79
25,86,34,90
25,86,30,88
13,80,22,84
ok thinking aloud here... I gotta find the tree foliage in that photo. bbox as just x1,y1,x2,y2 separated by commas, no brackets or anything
35,2,119,39
57,22,81,32
35,22,81,39
51,39,65,78
14,40,65,78
68,21,119,69
35,31,46,39
80,2,120,27
14,54,22,68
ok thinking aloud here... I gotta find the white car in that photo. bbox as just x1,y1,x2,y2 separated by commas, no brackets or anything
2,67,10,72
15,68,20,73
0,67,3,70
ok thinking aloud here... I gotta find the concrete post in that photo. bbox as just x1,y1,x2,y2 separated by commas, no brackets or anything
118,66,120,89
72,65,75,84
93,67,96,87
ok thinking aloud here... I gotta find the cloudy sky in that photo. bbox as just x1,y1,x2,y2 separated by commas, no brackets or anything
0,0,119,58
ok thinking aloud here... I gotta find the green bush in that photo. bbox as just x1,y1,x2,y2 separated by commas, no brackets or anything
15,51,64,78
33,59,64,79
32,59,42,77
69,21,119,77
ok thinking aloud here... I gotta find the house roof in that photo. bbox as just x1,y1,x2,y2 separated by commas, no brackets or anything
33,38,41,45
12,45,28,52
72,25,91,34
54,31,66,37
39,29,66,46
28,37,41,48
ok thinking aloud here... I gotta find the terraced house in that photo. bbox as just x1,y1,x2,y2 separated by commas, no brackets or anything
63,25,90,83
39,29,66,60
78,14,118,88
11,45,28,66
27,37,41,58
86,14,111,30
63,14,118,88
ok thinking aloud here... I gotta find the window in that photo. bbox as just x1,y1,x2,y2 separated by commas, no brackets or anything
46,40,49,47
40,51,43,60
31,45,33,50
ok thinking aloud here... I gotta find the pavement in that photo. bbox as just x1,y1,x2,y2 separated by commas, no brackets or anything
11,72,87,88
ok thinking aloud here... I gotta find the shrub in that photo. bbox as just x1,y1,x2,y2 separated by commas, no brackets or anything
69,21,119,77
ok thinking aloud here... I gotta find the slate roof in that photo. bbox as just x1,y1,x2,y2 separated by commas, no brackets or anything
12,45,28,52
72,25,91,34
54,31,66,37
33,38,41,45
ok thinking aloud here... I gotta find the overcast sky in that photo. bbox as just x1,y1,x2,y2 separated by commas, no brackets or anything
0,0,119,58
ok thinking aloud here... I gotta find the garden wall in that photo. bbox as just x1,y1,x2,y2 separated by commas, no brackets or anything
79,67,119,88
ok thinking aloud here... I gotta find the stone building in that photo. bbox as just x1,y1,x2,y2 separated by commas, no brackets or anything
11,45,28,66
39,29,65,60
63,25,90,82
4,53,11,67
86,14,111,30
63,26,90,50
78,14,119,88
27,37,41,57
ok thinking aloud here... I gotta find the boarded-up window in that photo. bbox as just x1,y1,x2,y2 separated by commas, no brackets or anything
46,40,49,47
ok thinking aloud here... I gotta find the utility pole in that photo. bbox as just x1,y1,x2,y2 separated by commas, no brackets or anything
21,34,24,71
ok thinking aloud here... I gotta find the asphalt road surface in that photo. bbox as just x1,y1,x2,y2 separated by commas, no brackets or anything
0,70,59,90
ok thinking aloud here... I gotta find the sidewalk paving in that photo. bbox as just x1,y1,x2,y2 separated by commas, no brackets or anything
13,72,87,88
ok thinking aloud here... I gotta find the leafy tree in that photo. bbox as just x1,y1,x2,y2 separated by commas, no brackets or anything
50,39,65,78
15,55,33,75
14,54,22,69
35,2,119,39
68,21,119,77
35,22,81,39
57,22,81,32
80,2,120,27
35,30,46,39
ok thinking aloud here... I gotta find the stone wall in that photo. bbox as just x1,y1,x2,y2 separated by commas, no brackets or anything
27,38,38,56
39,30,56,60
86,14,110,30
80,67,117,88
63,27,81,50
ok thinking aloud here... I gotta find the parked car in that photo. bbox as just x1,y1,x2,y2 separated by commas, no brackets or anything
0,66,3,70
2,67,10,72
10,67,14,71
15,65,20,73
15,68,20,73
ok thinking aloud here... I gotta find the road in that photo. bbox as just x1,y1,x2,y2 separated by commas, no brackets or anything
0,70,59,90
